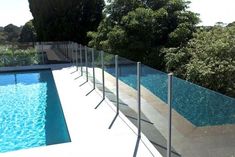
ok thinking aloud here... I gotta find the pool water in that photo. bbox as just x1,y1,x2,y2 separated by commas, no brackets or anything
105,65,235,127
0,70,70,153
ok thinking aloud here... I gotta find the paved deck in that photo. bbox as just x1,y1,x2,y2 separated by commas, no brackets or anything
1,65,161,157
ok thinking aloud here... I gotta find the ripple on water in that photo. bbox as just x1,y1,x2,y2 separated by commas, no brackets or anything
0,83,47,153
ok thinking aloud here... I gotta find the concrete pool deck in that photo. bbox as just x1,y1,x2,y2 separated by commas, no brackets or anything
1,64,161,157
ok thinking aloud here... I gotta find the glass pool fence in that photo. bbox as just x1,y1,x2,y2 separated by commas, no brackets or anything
1,41,234,157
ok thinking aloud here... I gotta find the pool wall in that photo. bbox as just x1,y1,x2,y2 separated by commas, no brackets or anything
45,71,71,145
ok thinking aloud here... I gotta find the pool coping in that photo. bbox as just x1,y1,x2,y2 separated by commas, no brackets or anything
0,64,71,73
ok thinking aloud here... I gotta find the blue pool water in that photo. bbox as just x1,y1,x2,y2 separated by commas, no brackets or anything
0,70,70,153
105,65,235,127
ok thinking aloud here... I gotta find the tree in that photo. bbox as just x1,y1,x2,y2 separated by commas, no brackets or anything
164,23,235,97
28,0,105,44
3,24,21,42
19,20,37,42
88,0,199,69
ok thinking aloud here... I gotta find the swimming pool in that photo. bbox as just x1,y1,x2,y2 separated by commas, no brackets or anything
0,70,70,153
105,65,235,127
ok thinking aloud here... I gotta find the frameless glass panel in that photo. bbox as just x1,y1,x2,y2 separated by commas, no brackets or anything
118,56,137,90
0,45,42,67
103,54,143,137
103,52,115,68
93,49,101,68
140,65,169,156
171,75,235,157
86,47,93,77
141,65,168,103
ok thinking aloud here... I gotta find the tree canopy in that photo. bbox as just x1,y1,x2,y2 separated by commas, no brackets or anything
3,24,21,42
88,0,199,69
28,0,105,44
165,23,235,97
19,20,37,42
0,24,21,43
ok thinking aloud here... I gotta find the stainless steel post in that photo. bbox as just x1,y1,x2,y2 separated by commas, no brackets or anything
137,62,141,138
66,43,67,59
72,43,74,64
40,44,43,64
42,44,44,64
85,46,88,82
64,44,66,57
101,51,105,99
92,48,95,89
73,43,75,65
76,43,78,71
80,44,83,76
115,55,119,114
167,73,173,157
66,43,69,60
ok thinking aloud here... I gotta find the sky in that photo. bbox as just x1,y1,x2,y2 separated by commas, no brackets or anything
0,0,234,27
189,0,235,26
0,0,33,27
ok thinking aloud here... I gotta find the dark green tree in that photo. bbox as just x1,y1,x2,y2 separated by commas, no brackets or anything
88,0,199,69
28,0,105,44
3,24,21,42
19,20,37,42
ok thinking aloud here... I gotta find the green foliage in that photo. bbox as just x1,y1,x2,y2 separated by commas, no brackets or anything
0,24,21,43
87,18,113,50
105,0,142,23
0,31,7,43
19,20,37,42
0,45,40,66
88,0,199,69
88,0,234,97
165,24,235,97
28,0,105,44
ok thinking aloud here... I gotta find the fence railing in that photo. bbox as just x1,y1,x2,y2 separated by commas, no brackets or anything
36,42,235,157
0,46,44,67
64,41,235,157
1,41,235,157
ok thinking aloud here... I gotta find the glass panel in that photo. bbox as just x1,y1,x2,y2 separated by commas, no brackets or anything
0,45,42,67
80,45,86,74
93,49,101,68
103,52,115,69
92,50,102,86
86,47,93,77
140,65,169,156
103,54,143,140
171,75,235,157
102,51,115,90
118,56,137,89
141,65,168,103
73,43,79,67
